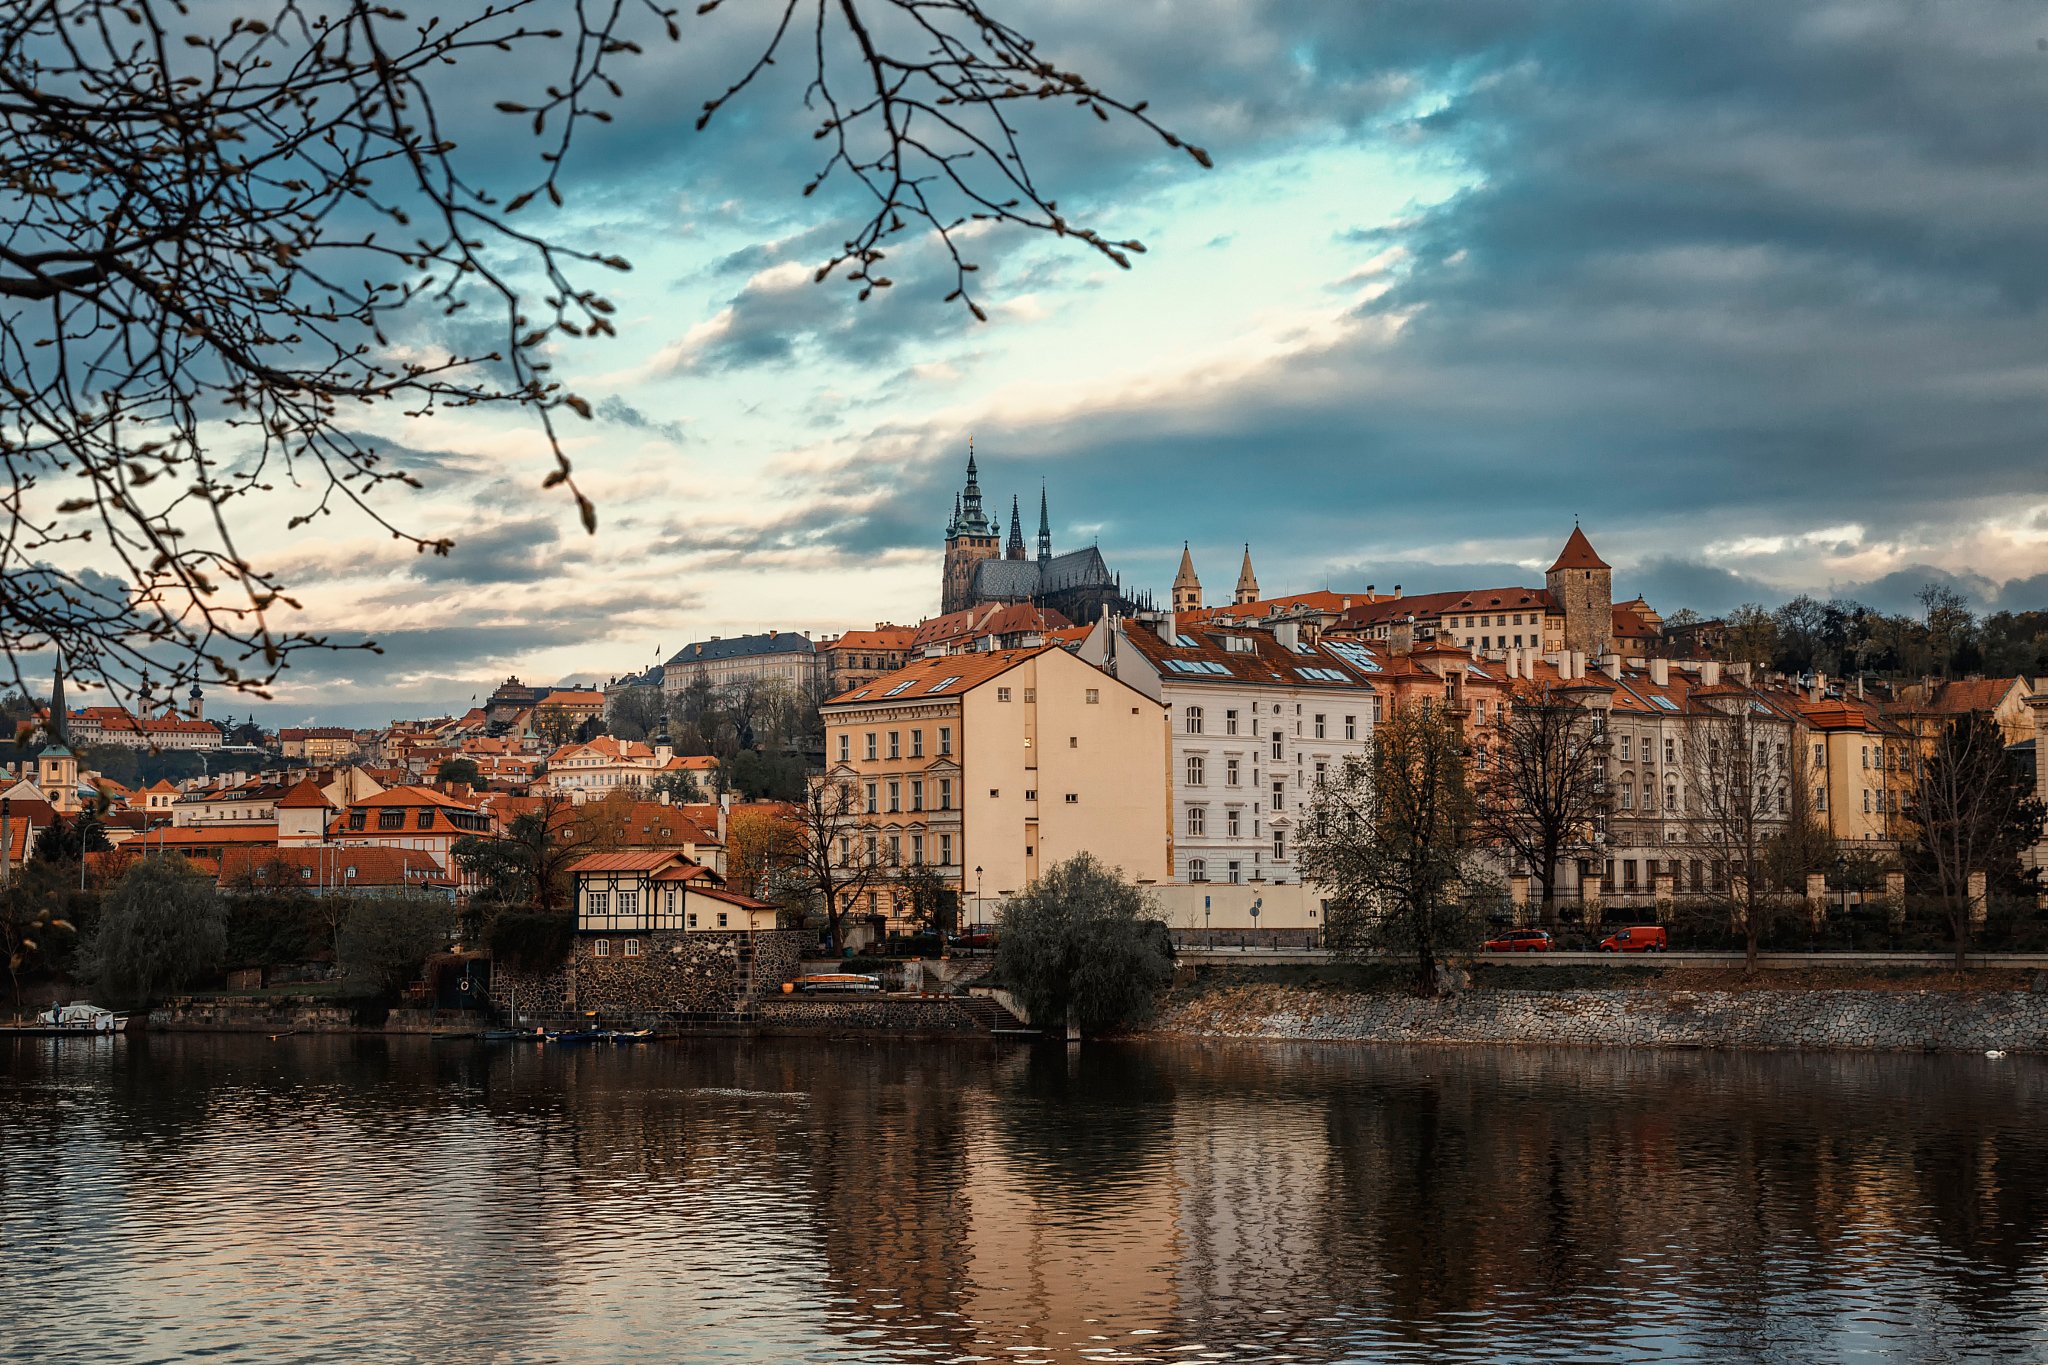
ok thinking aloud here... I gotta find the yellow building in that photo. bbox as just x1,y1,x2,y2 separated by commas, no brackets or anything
821,645,1168,926
1793,699,1914,845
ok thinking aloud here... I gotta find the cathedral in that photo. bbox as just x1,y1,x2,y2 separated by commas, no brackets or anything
939,450,1148,624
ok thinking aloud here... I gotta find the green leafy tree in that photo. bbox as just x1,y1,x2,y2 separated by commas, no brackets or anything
337,898,455,999
1,862,82,1008
30,808,113,865
649,769,705,804
1299,702,1479,996
897,861,960,936
452,793,593,914
608,686,667,742
435,756,481,787
995,853,1174,1037
84,855,226,1005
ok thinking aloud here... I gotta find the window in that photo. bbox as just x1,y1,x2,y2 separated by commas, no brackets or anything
1814,742,1824,768
378,809,404,830
838,735,850,762
1861,746,1870,769
1270,733,1283,761
1189,858,1208,882
912,730,924,758
1186,706,1204,734
1228,861,1242,884
865,733,877,761
1816,788,1828,812
1619,735,1632,761
839,836,851,864
1187,806,1207,836
688,913,699,928
864,783,878,815
415,810,434,829
1065,792,1081,804
1227,808,1241,837
623,939,641,957
888,731,901,759
1086,688,1100,704
1025,789,1037,802
911,780,924,811
348,812,366,830
594,939,611,958
887,781,901,813
1621,784,1635,811
911,833,925,864
1344,715,1356,740
1069,736,1078,748
1665,784,1678,812
1023,689,1036,702
998,687,1012,702
1664,738,1676,764
939,727,953,755
1623,860,1638,891
989,789,1000,798
717,912,729,928
1273,830,1286,859
1316,761,1327,784
1226,709,1239,735
865,834,878,865
888,835,901,865
1314,714,1326,738
940,834,953,865
1226,758,1240,786
615,889,639,917
938,778,953,810
1187,755,1206,786
588,891,610,915
1372,697,1384,723
1271,781,1284,811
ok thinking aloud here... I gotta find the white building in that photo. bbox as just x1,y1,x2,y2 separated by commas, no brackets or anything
1083,616,1381,886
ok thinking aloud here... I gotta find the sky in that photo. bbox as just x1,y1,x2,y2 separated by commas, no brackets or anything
165,0,2048,728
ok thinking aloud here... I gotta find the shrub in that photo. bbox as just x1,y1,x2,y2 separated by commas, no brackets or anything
485,910,576,975
337,897,454,998
996,854,1174,1037
85,855,227,1005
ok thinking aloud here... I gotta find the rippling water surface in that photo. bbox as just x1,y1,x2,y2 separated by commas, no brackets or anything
4,1036,2047,1363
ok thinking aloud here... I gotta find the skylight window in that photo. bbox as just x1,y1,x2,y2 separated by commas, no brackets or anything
883,681,916,697
925,676,962,693
1322,642,1383,674
1651,695,1679,711
1175,634,1202,648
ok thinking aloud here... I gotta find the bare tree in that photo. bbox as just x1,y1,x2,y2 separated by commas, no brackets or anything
786,774,886,953
1904,712,2045,970
2,0,1207,712
1473,680,1607,925
1298,701,1477,996
1682,700,1790,967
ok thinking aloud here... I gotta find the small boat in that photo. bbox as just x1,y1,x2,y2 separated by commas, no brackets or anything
23,1002,129,1035
551,1028,614,1045
609,1028,654,1043
481,1028,548,1042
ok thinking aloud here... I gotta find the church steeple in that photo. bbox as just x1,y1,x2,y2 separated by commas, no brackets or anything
954,444,991,537
1006,495,1026,560
47,652,69,748
1234,545,1260,606
1173,542,1202,614
1036,484,1052,563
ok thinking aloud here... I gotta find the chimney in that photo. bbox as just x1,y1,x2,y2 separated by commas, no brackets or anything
1600,653,1621,681
1650,658,1669,687
1392,584,1403,598
1700,660,1722,686
1274,621,1300,652
1156,611,1179,645
718,791,731,842
1390,616,1415,656
1856,675,1865,699
1366,585,1375,595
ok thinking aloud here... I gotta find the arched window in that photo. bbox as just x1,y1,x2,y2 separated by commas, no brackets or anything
1186,755,1206,786
1185,706,1204,735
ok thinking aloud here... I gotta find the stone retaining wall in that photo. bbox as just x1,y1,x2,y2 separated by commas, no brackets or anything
150,1000,479,1034
489,929,809,1021
753,997,981,1034
1159,984,2048,1052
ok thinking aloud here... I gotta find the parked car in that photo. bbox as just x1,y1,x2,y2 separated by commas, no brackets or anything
1482,929,1554,953
951,931,998,951
1600,925,1668,953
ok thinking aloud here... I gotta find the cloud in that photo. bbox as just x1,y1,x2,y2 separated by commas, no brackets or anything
593,393,688,443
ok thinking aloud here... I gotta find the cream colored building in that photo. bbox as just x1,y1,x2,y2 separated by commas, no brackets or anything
821,645,1168,926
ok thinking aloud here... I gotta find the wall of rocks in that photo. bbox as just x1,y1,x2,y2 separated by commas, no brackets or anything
1158,983,2048,1053
150,1000,479,1034
488,929,810,1022
752,997,981,1034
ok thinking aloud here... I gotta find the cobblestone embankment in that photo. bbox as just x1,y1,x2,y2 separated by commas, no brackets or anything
1157,983,2048,1053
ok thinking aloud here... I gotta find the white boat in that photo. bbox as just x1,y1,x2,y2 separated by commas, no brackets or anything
32,1002,129,1034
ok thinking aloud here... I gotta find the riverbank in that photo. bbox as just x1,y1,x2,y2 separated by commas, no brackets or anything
1152,963,2048,1052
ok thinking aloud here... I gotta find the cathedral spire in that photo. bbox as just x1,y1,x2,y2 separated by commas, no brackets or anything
956,443,991,535
47,651,68,748
1006,495,1026,560
1234,544,1260,605
1036,483,1052,563
1173,542,1202,614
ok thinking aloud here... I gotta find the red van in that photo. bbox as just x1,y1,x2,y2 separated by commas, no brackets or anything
1600,925,1667,953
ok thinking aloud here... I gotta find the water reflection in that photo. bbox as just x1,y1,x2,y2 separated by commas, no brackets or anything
4,1036,2047,1362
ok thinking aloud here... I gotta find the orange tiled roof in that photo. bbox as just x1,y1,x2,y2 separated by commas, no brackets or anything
275,778,335,809
823,647,1051,706
826,626,917,653
1116,619,1383,691
568,851,694,874
910,602,1071,652
1548,526,1610,572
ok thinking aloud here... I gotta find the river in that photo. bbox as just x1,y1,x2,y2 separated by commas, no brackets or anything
3,1035,2045,1363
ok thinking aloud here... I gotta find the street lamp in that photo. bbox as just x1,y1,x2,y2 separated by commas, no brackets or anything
974,865,984,932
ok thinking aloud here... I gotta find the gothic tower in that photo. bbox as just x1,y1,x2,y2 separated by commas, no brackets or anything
1035,485,1052,564
1546,524,1613,658
1005,495,1027,561
1172,543,1202,614
1234,545,1260,606
940,447,1001,614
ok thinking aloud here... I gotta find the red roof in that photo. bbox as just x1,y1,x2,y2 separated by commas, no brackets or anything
1548,526,1610,573
690,884,780,911
568,851,696,874
275,778,335,810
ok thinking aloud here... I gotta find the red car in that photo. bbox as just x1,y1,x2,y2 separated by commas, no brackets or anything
1600,925,1668,953
1483,929,1554,953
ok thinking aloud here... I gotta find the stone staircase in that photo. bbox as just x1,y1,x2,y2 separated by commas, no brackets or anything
951,993,1035,1035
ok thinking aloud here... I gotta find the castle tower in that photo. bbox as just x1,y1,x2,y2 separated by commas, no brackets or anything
1036,485,1052,564
940,446,1001,614
1006,495,1027,561
37,653,79,814
1172,543,1203,614
188,683,204,721
1234,545,1260,606
1546,524,1613,658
